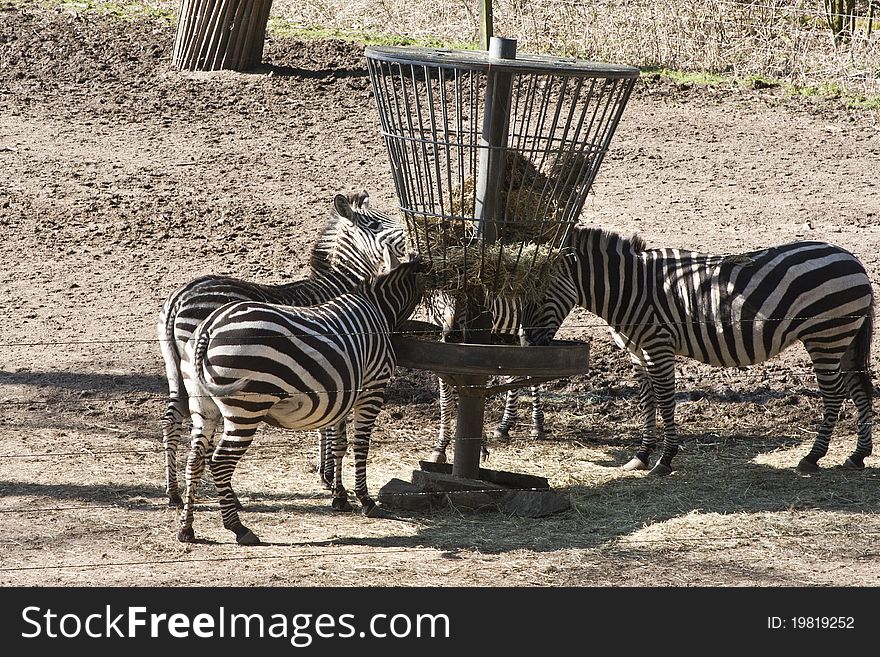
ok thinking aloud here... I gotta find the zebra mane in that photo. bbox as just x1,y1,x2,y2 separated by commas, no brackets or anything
307,211,346,280
570,225,647,253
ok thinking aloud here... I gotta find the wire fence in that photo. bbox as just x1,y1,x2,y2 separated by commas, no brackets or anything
270,0,880,94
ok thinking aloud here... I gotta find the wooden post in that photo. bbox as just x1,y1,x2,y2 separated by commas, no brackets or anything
173,0,274,72
479,0,493,50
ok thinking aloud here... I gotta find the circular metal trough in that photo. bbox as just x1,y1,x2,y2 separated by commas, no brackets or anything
392,321,589,379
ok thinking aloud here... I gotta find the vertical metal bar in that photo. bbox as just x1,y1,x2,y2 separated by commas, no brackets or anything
452,37,516,481
474,37,516,245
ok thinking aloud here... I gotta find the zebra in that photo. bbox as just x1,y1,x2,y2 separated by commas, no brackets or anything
177,252,423,544
426,294,547,465
156,190,405,507
522,226,875,476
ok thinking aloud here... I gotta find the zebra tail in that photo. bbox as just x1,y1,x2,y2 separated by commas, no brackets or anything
191,325,250,398
844,296,875,388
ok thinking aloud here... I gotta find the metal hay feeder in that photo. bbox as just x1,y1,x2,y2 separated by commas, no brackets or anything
365,40,638,495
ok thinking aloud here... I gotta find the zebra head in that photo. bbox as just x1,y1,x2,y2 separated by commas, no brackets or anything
520,255,578,347
368,253,424,329
332,192,406,272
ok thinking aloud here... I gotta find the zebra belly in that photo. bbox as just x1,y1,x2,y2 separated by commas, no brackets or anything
675,325,802,368
264,393,354,431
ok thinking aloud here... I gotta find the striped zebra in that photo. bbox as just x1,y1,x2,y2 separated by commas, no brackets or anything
177,252,423,544
523,226,874,476
427,294,546,464
157,191,405,507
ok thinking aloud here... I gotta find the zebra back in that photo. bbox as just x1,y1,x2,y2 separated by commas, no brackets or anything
159,191,405,351
524,227,874,368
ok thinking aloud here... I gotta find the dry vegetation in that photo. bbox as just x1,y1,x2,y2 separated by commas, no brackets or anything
271,0,880,96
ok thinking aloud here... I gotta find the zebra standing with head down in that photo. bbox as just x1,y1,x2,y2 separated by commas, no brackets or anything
156,191,405,507
427,294,547,464
523,226,874,475
177,253,423,545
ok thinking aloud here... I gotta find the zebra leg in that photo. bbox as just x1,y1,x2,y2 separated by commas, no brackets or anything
177,404,220,543
646,352,678,476
177,430,209,543
529,385,546,439
493,384,545,444
842,368,873,469
623,362,658,471
429,377,456,463
316,426,336,490
161,398,186,508
212,424,260,545
205,435,244,512
350,389,390,518
494,387,519,440
797,361,846,473
331,420,352,512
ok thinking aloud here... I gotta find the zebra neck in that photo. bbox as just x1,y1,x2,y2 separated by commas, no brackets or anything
573,228,646,324
365,283,420,331
303,241,378,291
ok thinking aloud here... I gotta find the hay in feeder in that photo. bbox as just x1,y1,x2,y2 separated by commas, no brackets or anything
446,151,568,245
408,150,586,299
409,234,566,304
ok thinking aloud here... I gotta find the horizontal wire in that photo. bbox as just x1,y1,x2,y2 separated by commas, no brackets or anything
0,427,853,461
0,311,876,347
2,526,877,573
0,368,871,404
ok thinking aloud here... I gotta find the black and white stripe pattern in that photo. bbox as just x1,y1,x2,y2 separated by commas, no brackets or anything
177,254,423,544
427,294,546,465
157,191,405,506
524,227,875,475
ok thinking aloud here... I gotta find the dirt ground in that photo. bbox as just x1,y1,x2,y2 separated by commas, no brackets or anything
1,5,880,588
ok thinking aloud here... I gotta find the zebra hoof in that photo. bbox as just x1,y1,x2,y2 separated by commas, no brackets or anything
530,430,546,440
167,493,183,508
235,528,260,546
622,457,649,471
427,450,447,464
796,458,821,473
647,462,673,477
492,428,511,441
842,457,865,471
177,526,195,543
319,473,334,490
332,496,353,512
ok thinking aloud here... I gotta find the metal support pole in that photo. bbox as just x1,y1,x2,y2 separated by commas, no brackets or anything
452,375,488,479
474,37,516,243
452,36,518,480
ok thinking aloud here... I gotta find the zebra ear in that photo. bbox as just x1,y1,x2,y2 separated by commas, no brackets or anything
345,188,370,210
355,189,370,210
334,193,354,222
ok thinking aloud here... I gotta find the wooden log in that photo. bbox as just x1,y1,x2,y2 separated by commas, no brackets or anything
209,0,236,71
172,0,273,72
418,460,550,490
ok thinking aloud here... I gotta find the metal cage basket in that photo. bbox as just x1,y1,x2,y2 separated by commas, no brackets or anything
365,42,639,304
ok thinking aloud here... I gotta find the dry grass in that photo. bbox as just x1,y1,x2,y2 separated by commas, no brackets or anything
271,0,880,95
